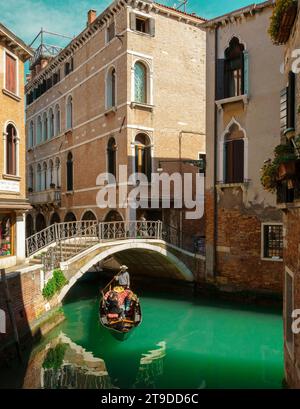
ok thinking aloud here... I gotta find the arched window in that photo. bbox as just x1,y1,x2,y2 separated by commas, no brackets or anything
135,133,152,181
107,137,117,178
67,152,73,191
224,123,245,184
49,159,54,187
66,96,73,129
225,37,245,98
50,212,61,225
54,104,60,136
49,108,54,139
64,212,76,222
42,112,48,141
82,211,97,221
28,165,34,191
42,162,48,190
5,124,17,175
106,67,116,108
55,157,61,188
28,121,34,148
37,116,42,144
134,61,147,103
26,214,34,238
37,164,42,191
36,213,46,232
104,210,123,222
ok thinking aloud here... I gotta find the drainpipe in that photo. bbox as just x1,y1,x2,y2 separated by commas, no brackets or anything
213,24,220,277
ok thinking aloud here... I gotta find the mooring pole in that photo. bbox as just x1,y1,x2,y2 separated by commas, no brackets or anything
0,269,22,362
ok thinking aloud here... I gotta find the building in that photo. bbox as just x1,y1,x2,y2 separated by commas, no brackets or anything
204,0,285,293
268,0,300,389
0,23,33,269
25,0,206,245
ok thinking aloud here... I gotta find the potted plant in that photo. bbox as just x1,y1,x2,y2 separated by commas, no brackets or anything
50,183,56,189
269,0,298,44
274,143,297,180
261,161,278,193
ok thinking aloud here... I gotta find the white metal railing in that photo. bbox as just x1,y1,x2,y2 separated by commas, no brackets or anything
99,221,163,241
26,220,98,257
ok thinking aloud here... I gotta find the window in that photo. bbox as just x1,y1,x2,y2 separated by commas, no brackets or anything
134,62,147,104
37,164,42,191
42,112,48,141
107,137,117,178
262,224,283,260
65,58,74,77
54,104,61,136
28,121,34,148
280,88,288,134
106,67,116,108
49,160,54,186
216,37,248,100
198,153,206,175
53,70,60,85
5,52,17,95
107,22,115,43
49,108,54,139
42,162,48,190
135,134,152,181
225,139,244,183
287,71,296,130
37,116,42,144
130,13,155,36
66,96,73,129
67,152,73,191
55,157,61,188
28,165,34,191
0,214,14,257
285,270,294,357
5,124,17,176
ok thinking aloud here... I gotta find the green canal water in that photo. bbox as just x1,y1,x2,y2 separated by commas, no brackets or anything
0,274,284,389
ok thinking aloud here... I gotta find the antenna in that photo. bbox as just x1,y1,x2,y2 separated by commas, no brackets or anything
174,0,188,13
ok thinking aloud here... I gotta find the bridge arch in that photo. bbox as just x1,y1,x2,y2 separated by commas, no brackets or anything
58,241,194,302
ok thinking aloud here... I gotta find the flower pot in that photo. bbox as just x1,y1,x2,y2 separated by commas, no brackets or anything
277,161,296,180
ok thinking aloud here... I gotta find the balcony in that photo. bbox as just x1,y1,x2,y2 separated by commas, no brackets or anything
29,188,61,208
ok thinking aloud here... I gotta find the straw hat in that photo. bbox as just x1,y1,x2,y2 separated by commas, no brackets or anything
120,265,128,272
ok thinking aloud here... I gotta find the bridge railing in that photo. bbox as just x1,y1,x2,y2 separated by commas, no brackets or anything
26,220,98,257
99,221,163,241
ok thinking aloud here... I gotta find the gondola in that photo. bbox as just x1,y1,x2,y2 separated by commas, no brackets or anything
99,277,142,341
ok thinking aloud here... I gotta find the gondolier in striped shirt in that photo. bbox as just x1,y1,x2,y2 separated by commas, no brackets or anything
115,265,130,289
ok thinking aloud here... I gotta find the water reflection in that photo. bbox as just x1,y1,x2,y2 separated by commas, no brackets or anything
23,333,168,390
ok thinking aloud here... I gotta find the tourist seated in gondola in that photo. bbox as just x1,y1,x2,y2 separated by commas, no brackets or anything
104,291,124,319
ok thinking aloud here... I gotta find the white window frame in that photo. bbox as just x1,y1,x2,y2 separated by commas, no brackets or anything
3,120,20,177
3,48,19,97
261,222,284,262
218,117,248,184
285,267,294,360
131,58,153,106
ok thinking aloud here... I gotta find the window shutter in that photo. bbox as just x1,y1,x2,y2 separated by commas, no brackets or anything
233,139,244,183
216,59,225,100
280,87,288,133
287,71,295,129
243,50,249,96
149,18,155,37
130,13,136,31
225,141,234,183
6,53,17,94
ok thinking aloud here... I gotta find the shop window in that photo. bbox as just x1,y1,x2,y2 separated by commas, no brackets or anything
0,214,13,257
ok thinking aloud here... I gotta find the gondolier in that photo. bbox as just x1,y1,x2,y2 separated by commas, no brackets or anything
115,265,130,289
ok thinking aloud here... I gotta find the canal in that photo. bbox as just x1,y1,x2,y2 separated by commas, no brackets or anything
0,272,283,389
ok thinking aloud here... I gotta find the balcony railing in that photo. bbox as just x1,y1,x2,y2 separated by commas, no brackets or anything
29,189,61,205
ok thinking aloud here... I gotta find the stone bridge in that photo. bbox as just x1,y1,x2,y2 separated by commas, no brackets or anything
26,221,205,300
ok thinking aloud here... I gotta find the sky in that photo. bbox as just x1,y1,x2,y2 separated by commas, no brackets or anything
1,0,256,46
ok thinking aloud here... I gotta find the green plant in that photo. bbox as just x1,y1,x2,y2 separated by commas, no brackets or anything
260,161,278,192
42,343,67,370
268,0,297,43
42,269,68,300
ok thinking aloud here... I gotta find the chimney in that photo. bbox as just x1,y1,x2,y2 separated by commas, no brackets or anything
87,9,97,26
